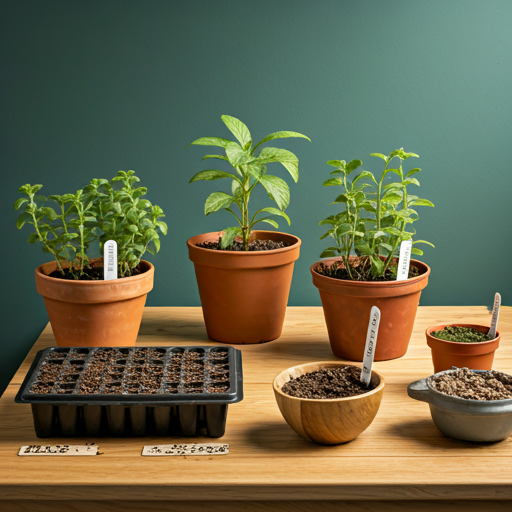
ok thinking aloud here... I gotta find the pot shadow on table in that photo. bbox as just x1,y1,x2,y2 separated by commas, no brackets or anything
269,338,342,364
138,316,211,342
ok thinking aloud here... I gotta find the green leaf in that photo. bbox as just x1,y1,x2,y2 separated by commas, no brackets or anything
320,249,337,258
220,227,241,248
156,221,168,235
323,178,343,187
370,255,385,274
403,178,420,187
320,229,333,240
186,137,231,149
383,226,402,236
258,147,299,182
406,168,421,177
370,153,387,162
373,230,387,239
346,159,363,173
16,212,32,229
384,182,403,192
319,216,336,226
201,154,229,162
14,198,28,210
353,171,377,185
245,163,265,180
231,180,241,196
336,223,353,236
413,240,435,248
409,198,434,207
327,160,345,167
379,243,393,252
127,225,138,233
411,247,423,255
255,207,290,225
204,192,235,215
189,170,240,183
258,218,279,229
225,142,255,167
382,168,402,179
382,193,403,206
252,131,310,153
152,238,161,253
259,175,290,210
27,232,39,244
221,115,252,148
331,193,348,204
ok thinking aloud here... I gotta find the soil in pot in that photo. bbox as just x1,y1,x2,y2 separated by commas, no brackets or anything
432,368,512,400
315,258,419,282
48,264,143,281
281,365,374,399
196,237,288,251
430,326,491,343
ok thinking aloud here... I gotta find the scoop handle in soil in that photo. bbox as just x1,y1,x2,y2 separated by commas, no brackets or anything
103,240,118,281
396,240,412,281
488,293,501,339
360,306,381,387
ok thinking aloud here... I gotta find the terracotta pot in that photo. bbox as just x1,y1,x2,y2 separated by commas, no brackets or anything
273,362,385,445
35,259,154,347
187,230,301,344
426,324,500,373
311,257,430,361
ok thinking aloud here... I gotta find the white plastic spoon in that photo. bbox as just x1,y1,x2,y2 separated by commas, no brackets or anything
361,306,381,386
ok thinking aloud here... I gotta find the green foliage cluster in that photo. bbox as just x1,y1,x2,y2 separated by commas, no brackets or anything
319,148,434,280
15,171,167,279
187,115,310,250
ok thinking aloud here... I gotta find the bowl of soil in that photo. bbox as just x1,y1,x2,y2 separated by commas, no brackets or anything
408,367,512,442
426,324,500,373
273,362,385,445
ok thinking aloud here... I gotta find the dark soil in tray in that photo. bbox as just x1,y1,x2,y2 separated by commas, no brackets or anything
281,365,374,399
430,326,491,343
48,264,142,281
432,368,512,400
197,237,288,251
28,347,231,396
315,259,419,282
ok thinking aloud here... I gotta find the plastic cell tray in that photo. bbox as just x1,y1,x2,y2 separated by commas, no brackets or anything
15,346,243,438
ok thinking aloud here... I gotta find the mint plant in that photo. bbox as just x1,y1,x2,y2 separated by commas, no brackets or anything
15,171,167,279
187,115,310,250
319,148,434,280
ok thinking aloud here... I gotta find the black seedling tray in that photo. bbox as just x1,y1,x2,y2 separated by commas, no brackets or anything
15,346,243,438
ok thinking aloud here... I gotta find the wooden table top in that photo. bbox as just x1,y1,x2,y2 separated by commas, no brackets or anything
1,306,511,504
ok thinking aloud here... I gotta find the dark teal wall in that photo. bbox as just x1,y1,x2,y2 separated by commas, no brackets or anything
1,0,511,393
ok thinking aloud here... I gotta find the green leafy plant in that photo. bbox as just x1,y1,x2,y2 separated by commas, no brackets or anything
319,148,434,280
15,171,167,279
187,115,310,250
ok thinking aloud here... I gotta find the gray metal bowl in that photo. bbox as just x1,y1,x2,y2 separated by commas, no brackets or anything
407,369,512,442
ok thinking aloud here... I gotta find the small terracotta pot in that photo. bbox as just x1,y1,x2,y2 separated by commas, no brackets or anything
426,324,500,373
35,259,154,347
187,230,301,344
311,257,430,361
273,362,385,445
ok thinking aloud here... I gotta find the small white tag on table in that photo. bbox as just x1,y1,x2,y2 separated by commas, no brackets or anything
103,239,118,280
142,444,229,456
18,444,99,456
361,306,381,386
488,292,501,339
396,240,412,281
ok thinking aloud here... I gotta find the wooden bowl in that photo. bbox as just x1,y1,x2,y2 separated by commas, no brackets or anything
273,362,385,445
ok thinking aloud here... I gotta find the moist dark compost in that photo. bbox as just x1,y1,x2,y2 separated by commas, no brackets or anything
432,368,512,400
316,259,419,282
197,237,288,251
281,365,374,399
48,265,142,281
430,326,491,343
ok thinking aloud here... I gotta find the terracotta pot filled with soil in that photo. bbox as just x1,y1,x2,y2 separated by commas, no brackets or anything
187,230,301,344
426,324,500,373
408,367,512,442
273,362,385,445
311,257,430,361
35,258,154,347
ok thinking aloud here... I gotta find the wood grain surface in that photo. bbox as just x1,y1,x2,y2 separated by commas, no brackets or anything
1,306,511,506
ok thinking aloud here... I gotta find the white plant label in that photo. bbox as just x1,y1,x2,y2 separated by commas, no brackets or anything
488,292,501,339
18,444,99,456
396,240,412,281
103,240,118,281
142,444,229,456
360,306,381,386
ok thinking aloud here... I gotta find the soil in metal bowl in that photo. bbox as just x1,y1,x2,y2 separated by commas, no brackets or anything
430,326,491,343
281,365,374,399
431,368,512,401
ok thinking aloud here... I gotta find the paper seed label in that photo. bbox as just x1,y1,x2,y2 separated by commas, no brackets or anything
142,444,229,456
103,240,118,281
396,240,412,281
488,292,501,339
361,306,381,386
18,444,99,456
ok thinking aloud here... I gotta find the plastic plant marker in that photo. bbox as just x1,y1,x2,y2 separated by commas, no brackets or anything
360,306,381,386
18,444,99,456
396,240,412,281
142,444,229,456
103,240,118,281
489,292,501,339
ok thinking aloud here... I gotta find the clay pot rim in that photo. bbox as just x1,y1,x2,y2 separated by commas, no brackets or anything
273,362,385,404
426,323,499,346
425,368,512,405
35,259,154,285
187,230,301,256
310,257,431,287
